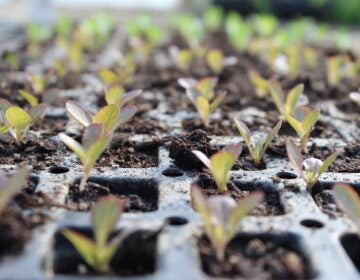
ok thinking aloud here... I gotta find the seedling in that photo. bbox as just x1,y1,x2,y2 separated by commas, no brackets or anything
0,99,46,144
26,23,52,58
19,90,39,107
203,6,223,32
4,53,19,71
234,117,282,166
191,185,263,261
62,196,126,273
252,14,278,37
0,168,28,215
55,15,74,38
169,46,193,72
334,184,360,234
268,81,308,119
66,101,137,133
286,139,337,189
26,70,52,95
285,106,321,151
326,55,342,87
178,77,226,127
206,49,237,75
105,87,142,107
192,144,242,193
287,46,300,79
59,124,111,191
247,69,269,98
99,66,135,87
225,12,252,52
350,91,360,106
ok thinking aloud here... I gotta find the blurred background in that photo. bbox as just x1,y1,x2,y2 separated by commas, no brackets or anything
0,0,360,24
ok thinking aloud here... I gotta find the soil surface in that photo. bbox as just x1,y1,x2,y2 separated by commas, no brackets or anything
199,234,314,279
195,174,284,216
66,181,158,212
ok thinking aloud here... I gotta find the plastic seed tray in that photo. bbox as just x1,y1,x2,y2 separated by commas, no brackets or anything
0,24,359,280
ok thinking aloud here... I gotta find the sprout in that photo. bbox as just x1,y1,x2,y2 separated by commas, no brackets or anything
206,49,237,75
0,168,28,215
62,196,126,273
286,139,337,189
225,12,252,52
0,99,46,144
334,184,360,234
203,6,224,32
268,81,308,119
26,70,52,95
59,124,111,191
234,117,282,166
4,53,19,71
247,69,269,98
99,67,135,87
191,185,263,261
287,46,300,79
326,55,342,87
178,77,226,127
192,144,242,193
105,87,142,107
26,23,52,58
252,14,278,37
66,101,136,134
285,106,321,151
349,91,360,106
169,46,193,72
19,90,39,107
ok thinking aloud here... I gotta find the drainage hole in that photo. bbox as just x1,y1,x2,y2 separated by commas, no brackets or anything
166,216,188,226
300,219,324,229
276,171,297,179
162,167,184,177
49,166,70,174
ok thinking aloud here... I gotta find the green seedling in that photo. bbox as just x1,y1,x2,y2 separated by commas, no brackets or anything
0,168,28,215
55,15,74,38
169,46,193,72
66,101,136,133
19,90,39,107
99,65,135,86
235,117,282,166
350,91,360,106
286,139,337,189
247,69,269,98
26,23,52,58
334,184,360,235
303,47,318,69
203,6,224,32
62,196,127,273
4,53,19,71
0,99,46,144
105,86,142,107
192,144,242,193
225,12,252,52
191,185,263,261
59,124,111,191
285,106,321,151
326,55,342,87
268,81,308,119
206,49,237,75
287,46,300,79
178,77,226,127
252,14,278,37
26,70,52,95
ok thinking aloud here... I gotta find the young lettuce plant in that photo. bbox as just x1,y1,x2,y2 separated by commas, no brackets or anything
234,117,282,166
334,184,360,234
225,12,252,52
206,49,237,75
0,168,28,215
285,106,321,151
66,101,137,134
192,144,242,193
247,69,269,98
286,139,337,189
105,87,142,107
59,124,111,191
203,6,224,32
99,66,135,87
0,99,46,144
326,55,342,87
169,46,193,72
268,81,308,119
62,196,126,273
178,77,226,127
26,70,52,95
191,185,263,261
